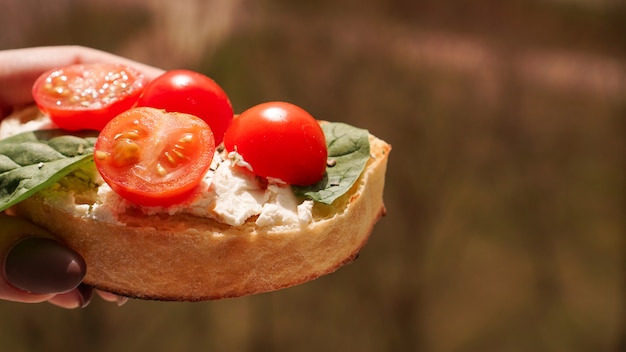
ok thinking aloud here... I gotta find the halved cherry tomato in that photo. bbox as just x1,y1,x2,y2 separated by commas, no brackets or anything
136,70,233,145
32,63,146,131
94,107,215,206
223,101,327,186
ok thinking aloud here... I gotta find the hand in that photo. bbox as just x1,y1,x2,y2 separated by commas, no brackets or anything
0,46,164,308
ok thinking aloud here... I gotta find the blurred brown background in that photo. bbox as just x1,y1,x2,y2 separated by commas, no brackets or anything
0,0,624,351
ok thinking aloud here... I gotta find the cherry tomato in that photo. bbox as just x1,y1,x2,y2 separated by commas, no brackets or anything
32,63,146,131
94,107,215,206
136,70,233,145
223,102,327,186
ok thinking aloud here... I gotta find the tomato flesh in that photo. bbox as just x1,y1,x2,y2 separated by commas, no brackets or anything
32,63,146,131
136,70,233,145
223,102,327,186
95,107,215,206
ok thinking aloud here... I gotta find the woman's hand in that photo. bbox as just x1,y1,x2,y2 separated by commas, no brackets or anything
0,45,163,308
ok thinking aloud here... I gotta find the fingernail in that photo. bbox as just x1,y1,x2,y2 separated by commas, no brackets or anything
116,296,129,307
97,290,130,306
77,284,94,308
4,238,86,295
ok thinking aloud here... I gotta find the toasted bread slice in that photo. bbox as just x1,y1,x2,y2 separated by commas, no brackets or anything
13,127,390,301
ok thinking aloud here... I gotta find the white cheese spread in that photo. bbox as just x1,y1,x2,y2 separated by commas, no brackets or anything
0,106,56,139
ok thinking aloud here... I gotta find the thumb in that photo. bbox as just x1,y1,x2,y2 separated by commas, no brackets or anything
0,214,86,302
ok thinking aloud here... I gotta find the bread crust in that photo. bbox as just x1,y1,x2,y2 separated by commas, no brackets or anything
14,132,390,301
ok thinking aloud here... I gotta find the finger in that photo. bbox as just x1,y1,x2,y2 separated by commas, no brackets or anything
0,45,164,114
4,237,86,294
47,284,94,309
96,290,129,306
0,214,85,303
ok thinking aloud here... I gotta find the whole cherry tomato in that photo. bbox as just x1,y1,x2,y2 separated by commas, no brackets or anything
136,70,233,145
223,101,327,186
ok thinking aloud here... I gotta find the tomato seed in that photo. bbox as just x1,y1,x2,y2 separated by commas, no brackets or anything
95,151,109,160
179,133,193,143
156,164,167,176
112,140,141,167
172,149,185,159
165,152,177,165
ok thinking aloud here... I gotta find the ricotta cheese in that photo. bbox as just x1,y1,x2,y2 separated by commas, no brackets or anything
0,106,56,139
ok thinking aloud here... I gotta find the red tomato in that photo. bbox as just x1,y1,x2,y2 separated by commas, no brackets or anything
223,102,327,186
94,107,215,206
32,63,146,131
136,70,233,145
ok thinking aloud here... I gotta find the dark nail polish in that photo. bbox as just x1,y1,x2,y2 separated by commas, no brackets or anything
4,238,86,295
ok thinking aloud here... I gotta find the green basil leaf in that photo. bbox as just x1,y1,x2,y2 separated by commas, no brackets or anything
293,122,370,205
0,129,97,212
